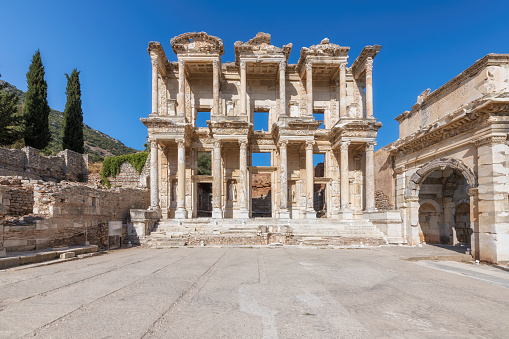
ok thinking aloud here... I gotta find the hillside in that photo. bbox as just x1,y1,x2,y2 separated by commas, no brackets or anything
1,80,138,160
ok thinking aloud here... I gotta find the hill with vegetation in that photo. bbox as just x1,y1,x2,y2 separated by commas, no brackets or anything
1,80,138,161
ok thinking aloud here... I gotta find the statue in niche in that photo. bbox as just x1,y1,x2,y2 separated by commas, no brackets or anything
172,182,177,202
228,180,237,201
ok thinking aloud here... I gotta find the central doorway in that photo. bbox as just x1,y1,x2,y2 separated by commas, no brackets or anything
251,173,272,217
197,183,212,217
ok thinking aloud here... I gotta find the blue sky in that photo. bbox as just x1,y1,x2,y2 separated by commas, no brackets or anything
1,0,509,153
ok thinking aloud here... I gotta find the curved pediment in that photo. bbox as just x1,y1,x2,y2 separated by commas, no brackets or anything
234,32,292,64
170,32,224,56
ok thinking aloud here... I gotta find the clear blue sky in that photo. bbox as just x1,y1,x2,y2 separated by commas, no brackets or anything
1,0,509,153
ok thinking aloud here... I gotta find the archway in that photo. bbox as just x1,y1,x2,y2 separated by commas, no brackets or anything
454,202,471,244
418,203,440,243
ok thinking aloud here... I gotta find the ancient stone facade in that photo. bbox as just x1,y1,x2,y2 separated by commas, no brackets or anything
0,146,91,182
376,54,509,263
143,32,383,228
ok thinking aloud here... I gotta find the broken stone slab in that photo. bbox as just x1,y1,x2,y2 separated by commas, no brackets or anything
60,252,75,259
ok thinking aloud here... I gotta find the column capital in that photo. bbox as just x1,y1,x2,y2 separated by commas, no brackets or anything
339,62,347,70
212,59,219,68
214,139,222,148
365,57,373,73
278,139,289,148
151,57,159,67
305,140,315,150
238,139,248,147
178,59,185,67
280,59,286,70
365,141,376,151
176,138,186,148
306,60,313,71
240,60,247,70
340,140,351,150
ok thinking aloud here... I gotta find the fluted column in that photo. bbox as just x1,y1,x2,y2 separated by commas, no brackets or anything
149,139,159,209
340,141,351,212
279,60,286,117
279,140,290,218
365,141,376,212
212,59,220,116
339,62,347,118
151,58,159,115
175,139,187,218
306,140,315,218
177,59,185,116
239,139,249,218
240,60,247,115
306,61,313,116
212,140,223,218
365,57,373,118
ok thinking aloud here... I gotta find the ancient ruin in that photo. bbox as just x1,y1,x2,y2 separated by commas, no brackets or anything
376,54,509,263
135,31,400,246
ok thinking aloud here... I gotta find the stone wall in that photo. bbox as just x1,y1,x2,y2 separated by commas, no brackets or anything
0,176,150,252
374,144,395,209
0,147,90,182
108,156,150,188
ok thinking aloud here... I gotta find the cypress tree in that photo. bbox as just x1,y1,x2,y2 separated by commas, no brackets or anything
62,69,84,153
0,75,23,145
23,50,51,149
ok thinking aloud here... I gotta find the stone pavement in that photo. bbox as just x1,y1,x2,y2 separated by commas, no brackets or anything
0,245,508,338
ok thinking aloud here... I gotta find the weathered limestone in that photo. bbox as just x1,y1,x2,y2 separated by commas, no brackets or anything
306,61,313,116
212,140,222,218
339,62,347,118
175,139,187,218
279,60,286,116
238,139,249,218
340,141,350,212
149,140,159,209
177,60,185,116
365,57,374,118
240,60,247,115
151,58,158,115
305,140,315,218
365,141,376,212
279,140,289,218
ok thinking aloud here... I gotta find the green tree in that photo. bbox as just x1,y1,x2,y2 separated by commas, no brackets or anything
197,152,212,175
0,75,23,145
62,69,84,153
23,50,51,149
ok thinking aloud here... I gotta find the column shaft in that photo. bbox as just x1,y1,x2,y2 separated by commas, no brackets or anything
340,141,350,210
339,63,347,118
151,59,159,115
365,58,373,118
150,140,159,209
175,139,187,218
365,141,375,211
240,61,247,115
212,140,223,218
239,140,249,218
280,60,286,116
306,141,315,218
177,60,185,116
306,62,313,116
279,140,289,218
212,59,219,115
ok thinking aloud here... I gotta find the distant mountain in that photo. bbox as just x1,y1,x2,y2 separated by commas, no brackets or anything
1,80,139,161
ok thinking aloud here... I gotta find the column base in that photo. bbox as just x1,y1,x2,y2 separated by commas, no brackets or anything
175,208,187,219
306,210,317,219
279,209,290,219
339,210,353,220
212,209,223,219
239,210,249,219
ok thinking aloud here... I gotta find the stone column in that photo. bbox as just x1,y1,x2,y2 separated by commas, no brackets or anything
406,196,421,245
306,140,315,218
306,61,313,116
468,187,479,261
279,60,286,117
177,59,185,116
175,138,187,219
279,140,290,218
365,141,376,212
212,140,223,218
443,197,455,245
240,60,247,115
151,58,159,115
365,57,373,118
0,199,6,257
340,141,351,215
149,139,159,210
212,59,220,116
239,139,249,218
339,62,347,118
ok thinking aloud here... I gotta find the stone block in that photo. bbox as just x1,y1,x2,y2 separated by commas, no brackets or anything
60,252,75,259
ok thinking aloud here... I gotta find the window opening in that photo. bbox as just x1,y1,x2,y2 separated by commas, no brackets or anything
313,154,324,177
252,152,271,167
254,112,269,132
196,111,210,128
313,113,324,129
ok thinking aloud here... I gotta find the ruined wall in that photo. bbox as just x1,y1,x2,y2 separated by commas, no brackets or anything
374,144,395,210
0,177,150,252
0,147,90,182
108,156,150,188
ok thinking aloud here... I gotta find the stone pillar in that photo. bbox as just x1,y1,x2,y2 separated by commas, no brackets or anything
306,140,315,218
177,59,185,116
175,138,187,219
406,196,421,245
468,187,479,260
339,62,347,118
475,135,509,263
279,140,290,218
443,197,455,245
212,59,220,116
279,60,286,117
149,139,159,210
340,141,350,212
240,60,247,115
365,57,373,118
365,141,376,212
239,139,249,218
212,140,223,218
306,61,313,116
0,201,6,257
151,58,159,115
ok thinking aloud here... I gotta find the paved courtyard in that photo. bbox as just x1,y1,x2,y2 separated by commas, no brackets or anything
1,245,508,338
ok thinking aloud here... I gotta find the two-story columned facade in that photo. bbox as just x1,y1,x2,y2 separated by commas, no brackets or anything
142,32,382,222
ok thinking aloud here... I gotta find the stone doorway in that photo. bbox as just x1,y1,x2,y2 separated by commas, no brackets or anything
314,183,326,218
197,183,212,217
454,202,471,244
251,173,271,217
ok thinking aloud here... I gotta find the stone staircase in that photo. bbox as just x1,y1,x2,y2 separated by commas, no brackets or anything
145,218,387,248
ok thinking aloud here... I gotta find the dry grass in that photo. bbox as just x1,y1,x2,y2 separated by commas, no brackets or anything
88,162,103,175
